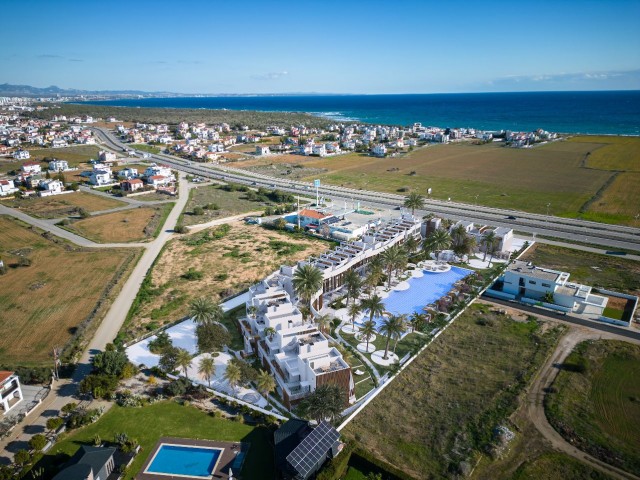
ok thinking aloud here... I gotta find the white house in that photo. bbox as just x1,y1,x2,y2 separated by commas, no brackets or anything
311,144,327,157
38,179,64,196
118,167,138,180
256,145,271,156
89,170,112,186
143,164,173,179
13,150,30,160
98,150,117,163
48,159,70,172
146,175,171,187
372,144,387,157
0,180,18,197
0,371,23,415
21,162,41,175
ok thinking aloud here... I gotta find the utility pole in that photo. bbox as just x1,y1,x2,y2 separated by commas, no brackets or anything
297,195,301,229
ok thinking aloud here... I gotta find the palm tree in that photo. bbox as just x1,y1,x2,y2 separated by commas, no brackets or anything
361,320,377,352
264,327,276,341
481,231,498,265
175,348,192,379
361,294,386,326
403,192,425,215
404,235,420,258
379,315,405,360
410,312,426,332
315,313,333,334
255,369,276,398
423,229,452,261
292,264,324,314
247,305,257,318
198,355,215,387
364,265,383,296
299,384,344,423
343,269,362,306
223,362,242,393
391,314,408,353
347,302,361,329
189,297,224,327
381,245,406,289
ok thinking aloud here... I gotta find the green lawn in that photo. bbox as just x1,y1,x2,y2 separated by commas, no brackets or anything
602,307,624,320
33,401,274,480
545,340,640,475
512,452,615,480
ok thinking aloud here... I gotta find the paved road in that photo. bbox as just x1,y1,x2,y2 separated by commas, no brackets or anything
91,127,640,252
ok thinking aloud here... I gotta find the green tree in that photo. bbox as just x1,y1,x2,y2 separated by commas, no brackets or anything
315,313,333,334
298,384,344,423
264,327,276,341
198,354,215,387
423,229,452,260
273,217,287,230
348,302,362,329
159,346,180,373
29,434,47,452
13,449,31,467
175,348,192,379
189,297,224,327
292,264,324,315
481,230,498,265
343,269,363,306
379,315,402,360
223,362,242,393
390,314,408,353
543,291,555,304
92,349,129,377
148,331,172,354
361,319,377,352
410,312,426,333
404,235,420,258
403,191,425,215
255,369,276,397
196,323,230,353
361,294,386,326
381,244,407,289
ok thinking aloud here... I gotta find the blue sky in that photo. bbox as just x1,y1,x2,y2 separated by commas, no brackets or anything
2,0,639,94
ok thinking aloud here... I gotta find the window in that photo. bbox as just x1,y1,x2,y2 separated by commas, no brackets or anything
528,280,536,285
542,283,551,288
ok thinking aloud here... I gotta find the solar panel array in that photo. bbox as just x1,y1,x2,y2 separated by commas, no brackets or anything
286,421,339,479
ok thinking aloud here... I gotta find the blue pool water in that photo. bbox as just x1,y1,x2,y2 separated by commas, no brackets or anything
146,444,222,478
359,266,471,331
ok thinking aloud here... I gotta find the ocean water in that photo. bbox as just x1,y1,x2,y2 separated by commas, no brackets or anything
81,91,640,135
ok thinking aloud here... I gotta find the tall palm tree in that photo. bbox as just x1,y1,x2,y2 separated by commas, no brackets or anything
364,264,383,296
299,384,344,423
403,192,425,215
379,316,398,361
292,264,324,314
198,355,215,388
343,269,362,306
381,245,406,289
223,362,242,393
361,294,386,326
361,320,377,352
391,314,408,353
176,348,192,379
404,235,420,258
481,230,497,263
423,229,452,261
255,369,276,398
264,327,276,341
315,313,333,334
347,302,362,329
410,312,426,333
189,297,224,327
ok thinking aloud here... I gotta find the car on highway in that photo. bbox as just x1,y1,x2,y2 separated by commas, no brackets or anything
506,215,517,220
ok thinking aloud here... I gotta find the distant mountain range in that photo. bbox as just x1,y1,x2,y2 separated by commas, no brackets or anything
0,83,177,98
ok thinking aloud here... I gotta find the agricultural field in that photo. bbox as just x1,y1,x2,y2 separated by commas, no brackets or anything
64,204,174,243
343,304,565,479
237,136,640,225
2,191,126,218
120,221,331,341
545,340,640,476
0,216,140,366
520,243,640,295
29,401,273,480
180,184,266,226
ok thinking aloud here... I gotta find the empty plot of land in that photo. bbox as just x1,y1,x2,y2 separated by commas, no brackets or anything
520,243,640,295
343,304,564,479
572,136,640,172
545,340,640,475
2,192,126,218
180,184,266,226
0,216,139,366
28,145,101,166
65,205,172,243
121,221,330,340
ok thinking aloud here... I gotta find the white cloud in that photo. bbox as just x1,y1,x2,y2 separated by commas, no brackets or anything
251,71,289,80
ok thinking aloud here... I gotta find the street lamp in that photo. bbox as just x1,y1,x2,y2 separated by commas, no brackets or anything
546,202,551,219
475,194,479,205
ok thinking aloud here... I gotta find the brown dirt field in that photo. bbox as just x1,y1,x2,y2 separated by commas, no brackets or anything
2,192,126,218
0,215,139,366
126,221,331,336
65,206,167,243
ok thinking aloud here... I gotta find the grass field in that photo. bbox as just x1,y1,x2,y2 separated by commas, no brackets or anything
31,401,274,480
2,191,126,218
27,145,101,166
545,340,640,475
65,205,173,243
236,136,640,226
130,143,162,154
520,244,640,295
120,221,331,341
511,452,615,480
343,304,564,479
180,184,265,226
0,216,139,366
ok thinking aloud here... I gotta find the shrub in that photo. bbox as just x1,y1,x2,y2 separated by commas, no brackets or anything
13,449,31,466
182,268,204,281
149,331,172,354
46,417,64,431
173,224,187,234
164,377,190,397
92,350,129,377
78,374,119,399
61,402,77,415
77,208,90,218
29,434,47,452
193,206,204,216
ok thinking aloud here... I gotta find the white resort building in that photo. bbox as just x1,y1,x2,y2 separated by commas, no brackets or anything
240,214,422,408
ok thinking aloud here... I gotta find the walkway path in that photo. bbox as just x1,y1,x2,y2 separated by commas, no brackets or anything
186,211,264,233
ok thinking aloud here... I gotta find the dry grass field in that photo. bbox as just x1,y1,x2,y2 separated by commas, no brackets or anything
65,205,173,243
2,192,126,218
0,216,140,366
27,145,101,166
122,221,330,339
236,136,640,225
343,304,564,479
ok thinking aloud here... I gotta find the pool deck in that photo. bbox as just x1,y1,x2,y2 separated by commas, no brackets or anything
138,437,244,480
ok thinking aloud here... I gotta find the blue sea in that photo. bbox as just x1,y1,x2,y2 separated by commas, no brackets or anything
81,91,640,135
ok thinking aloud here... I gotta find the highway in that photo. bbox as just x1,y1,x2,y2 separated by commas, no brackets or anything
91,127,640,252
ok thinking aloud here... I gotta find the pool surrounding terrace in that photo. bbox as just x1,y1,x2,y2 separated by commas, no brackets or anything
359,266,472,331
140,437,247,480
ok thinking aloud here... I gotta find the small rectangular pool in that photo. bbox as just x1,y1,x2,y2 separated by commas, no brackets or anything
144,443,223,478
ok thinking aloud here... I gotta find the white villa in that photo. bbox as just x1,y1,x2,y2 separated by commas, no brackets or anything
0,371,23,415
256,145,271,156
0,180,18,197
118,167,138,180
21,162,41,175
502,260,608,315
240,214,423,408
38,179,65,196
48,159,70,172
450,221,514,255
98,150,117,163
13,150,30,160
89,169,112,186
143,164,174,180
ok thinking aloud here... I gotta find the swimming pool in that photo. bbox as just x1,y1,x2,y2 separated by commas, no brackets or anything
358,266,472,330
144,444,223,478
